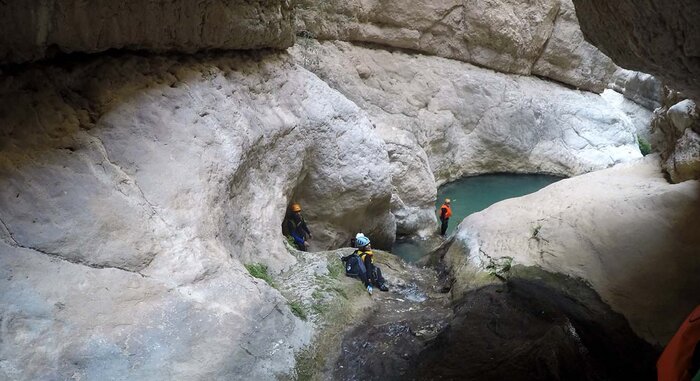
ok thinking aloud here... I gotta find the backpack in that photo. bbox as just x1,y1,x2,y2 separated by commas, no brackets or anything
341,251,366,278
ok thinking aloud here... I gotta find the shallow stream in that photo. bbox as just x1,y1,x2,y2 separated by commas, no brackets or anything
392,174,563,262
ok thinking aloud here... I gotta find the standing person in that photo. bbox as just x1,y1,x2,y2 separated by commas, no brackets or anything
439,198,452,236
285,203,312,251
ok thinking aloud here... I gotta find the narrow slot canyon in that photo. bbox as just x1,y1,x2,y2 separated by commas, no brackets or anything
0,1,699,380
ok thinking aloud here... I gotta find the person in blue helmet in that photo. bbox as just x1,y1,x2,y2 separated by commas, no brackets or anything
342,234,389,295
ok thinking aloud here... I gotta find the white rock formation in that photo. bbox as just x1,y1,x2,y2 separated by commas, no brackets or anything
0,52,395,379
651,98,700,182
530,0,618,93
0,0,295,65
601,89,656,143
446,156,700,345
609,68,664,111
668,99,699,133
295,0,616,92
665,128,700,183
292,40,643,235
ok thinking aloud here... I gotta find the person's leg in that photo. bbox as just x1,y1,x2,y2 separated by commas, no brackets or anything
440,218,448,235
292,232,307,251
375,267,389,291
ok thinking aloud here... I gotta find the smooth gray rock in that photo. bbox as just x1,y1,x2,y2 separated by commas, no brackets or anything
609,68,664,111
296,0,616,92
531,0,617,93
572,0,700,101
292,40,644,236
665,128,700,183
668,99,699,133
0,52,395,379
447,156,700,345
0,0,295,65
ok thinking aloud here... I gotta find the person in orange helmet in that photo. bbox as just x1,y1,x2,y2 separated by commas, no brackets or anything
285,203,312,251
439,198,453,236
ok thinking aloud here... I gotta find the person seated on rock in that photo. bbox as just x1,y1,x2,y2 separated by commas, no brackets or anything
349,232,366,248
284,203,312,251
341,234,389,295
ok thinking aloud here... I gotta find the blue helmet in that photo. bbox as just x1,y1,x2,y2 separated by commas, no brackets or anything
356,235,370,247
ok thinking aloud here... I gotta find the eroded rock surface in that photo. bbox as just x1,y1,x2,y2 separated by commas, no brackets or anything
0,0,295,65
609,68,664,111
296,0,616,92
572,0,700,101
411,268,657,381
292,40,643,236
446,156,700,344
0,52,396,379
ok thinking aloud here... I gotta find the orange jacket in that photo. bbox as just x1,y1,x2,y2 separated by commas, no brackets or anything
658,305,700,381
440,203,452,219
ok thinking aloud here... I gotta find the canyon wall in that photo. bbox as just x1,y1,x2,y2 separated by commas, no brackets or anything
292,40,644,236
0,0,295,65
0,0,673,378
0,52,397,379
572,0,700,102
296,0,617,93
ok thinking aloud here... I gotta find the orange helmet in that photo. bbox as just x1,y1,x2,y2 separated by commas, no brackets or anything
290,203,302,212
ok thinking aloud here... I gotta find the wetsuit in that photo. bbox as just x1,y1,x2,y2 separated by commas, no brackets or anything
286,212,311,251
440,203,452,236
357,249,386,289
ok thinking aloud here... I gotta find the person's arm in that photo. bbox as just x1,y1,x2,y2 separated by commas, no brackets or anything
301,219,311,238
440,206,447,220
364,254,374,285
286,218,295,235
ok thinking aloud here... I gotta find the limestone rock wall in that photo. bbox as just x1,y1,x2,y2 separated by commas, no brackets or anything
0,0,295,65
295,0,616,92
571,0,700,101
653,98,700,183
292,40,644,236
446,156,700,345
609,69,664,111
0,52,395,379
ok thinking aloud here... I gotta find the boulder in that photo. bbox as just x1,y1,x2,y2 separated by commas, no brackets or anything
668,99,699,133
446,156,700,344
296,0,616,92
665,128,700,183
0,51,395,379
0,0,295,65
292,40,643,235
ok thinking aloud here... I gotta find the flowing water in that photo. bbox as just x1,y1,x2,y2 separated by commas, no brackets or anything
392,174,563,262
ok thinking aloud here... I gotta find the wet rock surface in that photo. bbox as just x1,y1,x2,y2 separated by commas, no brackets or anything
332,264,658,381
411,268,658,381
332,264,451,381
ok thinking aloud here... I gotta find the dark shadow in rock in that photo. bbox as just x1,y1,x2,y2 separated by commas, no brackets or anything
409,267,659,381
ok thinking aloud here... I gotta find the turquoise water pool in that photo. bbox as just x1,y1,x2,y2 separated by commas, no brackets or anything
392,173,563,262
